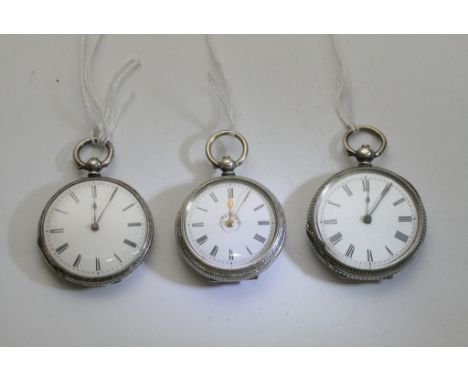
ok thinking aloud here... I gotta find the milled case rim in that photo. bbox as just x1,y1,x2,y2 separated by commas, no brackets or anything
175,175,287,282
37,177,154,287
306,166,427,281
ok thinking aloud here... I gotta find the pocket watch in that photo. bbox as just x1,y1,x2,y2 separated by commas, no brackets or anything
176,130,286,282
38,138,154,287
306,125,426,280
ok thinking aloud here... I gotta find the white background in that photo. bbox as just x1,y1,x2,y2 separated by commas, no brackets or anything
1,35,467,346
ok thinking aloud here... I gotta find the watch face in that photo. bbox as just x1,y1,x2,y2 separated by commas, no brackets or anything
180,177,283,273
310,167,425,275
39,177,153,285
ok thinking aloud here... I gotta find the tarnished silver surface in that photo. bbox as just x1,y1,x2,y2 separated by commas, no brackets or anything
306,165,426,281
176,175,286,283
37,177,154,287
73,138,114,176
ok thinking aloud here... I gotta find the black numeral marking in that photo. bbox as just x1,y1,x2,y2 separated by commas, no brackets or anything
210,245,218,257
254,234,267,243
229,249,234,261
246,246,253,255
196,207,208,212
393,198,405,207
70,191,80,203
362,178,370,192
55,243,69,254
122,203,135,212
128,222,142,227
258,220,270,226
91,184,97,198
73,254,82,268
329,232,343,245
367,249,373,262
192,222,204,228
345,244,355,258
114,253,123,263
395,231,409,243
328,201,341,208
385,246,394,257
196,235,208,246
123,239,137,248
209,192,218,202
323,219,337,225
96,257,101,272
228,187,234,199
254,204,264,212
343,185,353,196
398,216,413,222
49,228,64,234
53,208,68,214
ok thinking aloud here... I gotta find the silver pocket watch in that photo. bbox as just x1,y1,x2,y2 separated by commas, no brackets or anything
176,130,287,282
306,126,426,280
38,138,154,287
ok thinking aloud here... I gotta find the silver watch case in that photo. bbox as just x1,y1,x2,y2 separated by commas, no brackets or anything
306,166,427,281
175,175,287,282
37,177,154,287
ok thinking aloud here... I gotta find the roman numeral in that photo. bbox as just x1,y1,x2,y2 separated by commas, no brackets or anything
123,239,137,248
96,258,101,272
258,220,270,226
70,191,79,203
228,187,234,199
91,184,97,198
196,235,208,246
329,232,343,245
328,201,341,208
367,249,373,262
345,244,355,258
114,253,123,263
362,178,370,192
393,198,405,206
210,245,218,257
55,243,69,254
323,219,337,225
122,203,135,212
385,246,394,256
395,231,409,243
49,228,64,234
398,216,413,222
246,246,253,255
196,207,208,212
254,204,265,211
209,192,218,202
73,254,82,268
191,222,204,228
127,222,142,227
228,249,234,261
53,208,68,214
343,185,353,196
254,234,266,243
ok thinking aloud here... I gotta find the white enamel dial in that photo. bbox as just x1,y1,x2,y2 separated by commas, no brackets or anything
183,179,278,270
315,170,421,271
40,178,151,282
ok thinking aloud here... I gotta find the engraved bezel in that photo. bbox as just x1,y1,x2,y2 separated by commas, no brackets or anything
37,177,154,287
306,166,426,281
175,176,286,282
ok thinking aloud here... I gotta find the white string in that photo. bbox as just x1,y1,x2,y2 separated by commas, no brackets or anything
80,35,140,144
206,35,236,134
330,35,359,132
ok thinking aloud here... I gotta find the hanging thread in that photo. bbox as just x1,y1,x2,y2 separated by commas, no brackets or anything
206,35,236,134
330,35,359,132
80,35,140,145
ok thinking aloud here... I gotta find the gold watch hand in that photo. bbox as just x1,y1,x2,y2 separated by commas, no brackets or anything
234,189,251,216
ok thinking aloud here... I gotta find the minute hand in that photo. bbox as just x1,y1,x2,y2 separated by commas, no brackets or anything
96,187,118,224
368,183,392,216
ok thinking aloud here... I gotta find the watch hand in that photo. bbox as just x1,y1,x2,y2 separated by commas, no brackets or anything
226,197,235,227
91,185,99,231
96,187,118,225
368,182,392,216
233,189,251,216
